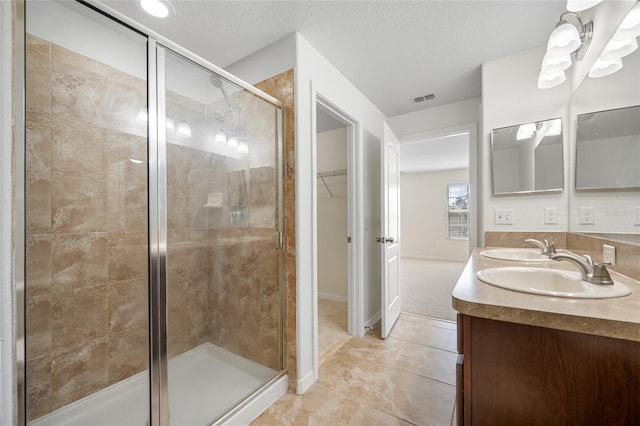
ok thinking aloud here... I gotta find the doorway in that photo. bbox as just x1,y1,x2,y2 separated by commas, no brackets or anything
315,105,351,359
399,130,472,321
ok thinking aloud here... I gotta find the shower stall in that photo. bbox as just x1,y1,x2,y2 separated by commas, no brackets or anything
22,1,285,424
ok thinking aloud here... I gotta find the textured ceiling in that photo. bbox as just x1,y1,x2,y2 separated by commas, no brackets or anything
101,0,567,117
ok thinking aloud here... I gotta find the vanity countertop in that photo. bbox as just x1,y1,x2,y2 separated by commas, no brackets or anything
452,248,640,342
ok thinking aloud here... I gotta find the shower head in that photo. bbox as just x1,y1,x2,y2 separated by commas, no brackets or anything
210,74,232,108
209,74,223,88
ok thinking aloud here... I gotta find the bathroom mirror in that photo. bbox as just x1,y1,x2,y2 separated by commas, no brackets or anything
569,22,640,241
491,118,564,195
575,105,640,190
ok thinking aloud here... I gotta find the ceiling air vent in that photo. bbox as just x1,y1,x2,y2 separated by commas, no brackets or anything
413,93,436,103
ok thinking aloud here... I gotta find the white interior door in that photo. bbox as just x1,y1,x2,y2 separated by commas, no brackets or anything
380,122,401,339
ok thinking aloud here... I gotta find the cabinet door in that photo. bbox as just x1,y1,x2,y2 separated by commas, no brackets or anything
468,316,640,425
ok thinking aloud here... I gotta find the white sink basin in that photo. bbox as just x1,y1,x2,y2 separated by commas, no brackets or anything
476,267,632,299
480,248,552,262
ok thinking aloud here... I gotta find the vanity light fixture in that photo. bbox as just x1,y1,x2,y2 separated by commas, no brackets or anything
214,129,227,144
566,0,603,13
589,2,640,79
139,0,175,18
176,120,191,138
588,57,623,78
538,12,593,89
516,123,536,140
165,116,175,133
227,134,238,148
238,139,249,154
136,107,148,123
545,118,562,137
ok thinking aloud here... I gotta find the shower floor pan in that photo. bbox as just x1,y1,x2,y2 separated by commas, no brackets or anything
30,343,278,426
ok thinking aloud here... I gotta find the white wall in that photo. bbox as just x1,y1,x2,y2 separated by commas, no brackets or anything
362,129,381,326
227,32,387,393
482,46,571,234
401,168,469,261
569,45,640,234
0,1,16,422
388,97,480,136
317,128,348,301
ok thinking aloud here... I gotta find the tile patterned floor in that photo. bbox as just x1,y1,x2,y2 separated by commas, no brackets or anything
318,298,349,359
252,313,458,426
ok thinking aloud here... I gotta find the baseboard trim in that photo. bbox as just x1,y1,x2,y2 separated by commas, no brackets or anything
293,370,316,395
365,311,381,328
318,292,348,303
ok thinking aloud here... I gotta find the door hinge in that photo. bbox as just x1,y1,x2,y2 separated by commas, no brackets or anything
347,236,352,243
275,231,283,249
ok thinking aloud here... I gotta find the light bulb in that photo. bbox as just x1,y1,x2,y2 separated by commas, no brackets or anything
541,53,572,74
136,108,148,123
176,121,191,138
545,119,562,137
547,23,581,57
588,57,623,78
566,0,603,12
238,140,249,154
612,4,640,40
516,123,536,140
537,70,566,89
227,135,238,148
165,117,175,133
214,130,227,144
600,38,638,61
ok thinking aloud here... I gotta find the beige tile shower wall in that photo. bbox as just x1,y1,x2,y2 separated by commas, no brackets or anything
207,228,280,370
254,70,297,387
25,35,149,420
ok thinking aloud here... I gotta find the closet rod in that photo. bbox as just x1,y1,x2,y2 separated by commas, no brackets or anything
316,169,347,198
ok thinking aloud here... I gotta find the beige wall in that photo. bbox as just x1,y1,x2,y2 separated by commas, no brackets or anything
401,168,469,262
317,127,348,301
25,34,149,419
25,34,286,419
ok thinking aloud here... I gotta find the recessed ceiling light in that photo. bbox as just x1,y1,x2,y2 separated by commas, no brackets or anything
138,0,175,18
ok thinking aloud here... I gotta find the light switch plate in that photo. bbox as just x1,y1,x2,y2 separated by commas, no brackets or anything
494,209,513,225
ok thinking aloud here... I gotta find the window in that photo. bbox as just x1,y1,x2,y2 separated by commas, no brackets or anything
447,184,469,240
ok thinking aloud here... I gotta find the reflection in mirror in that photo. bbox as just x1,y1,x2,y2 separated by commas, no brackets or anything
491,118,564,195
569,9,640,242
576,105,640,190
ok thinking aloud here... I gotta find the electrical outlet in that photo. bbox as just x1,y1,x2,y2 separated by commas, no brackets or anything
544,207,558,224
603,244,616,265
579,206,594,224
494,209,513,225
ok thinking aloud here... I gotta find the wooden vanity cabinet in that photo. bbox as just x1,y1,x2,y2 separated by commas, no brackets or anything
456,313,640,426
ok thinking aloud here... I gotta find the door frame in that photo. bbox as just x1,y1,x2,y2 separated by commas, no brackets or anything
311,88,365,380
399,123,480,254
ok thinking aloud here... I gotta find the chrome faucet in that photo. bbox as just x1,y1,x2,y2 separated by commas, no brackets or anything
524,238,556,256
550,251,614,285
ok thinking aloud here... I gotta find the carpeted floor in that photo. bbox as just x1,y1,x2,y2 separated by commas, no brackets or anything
401,258,467,322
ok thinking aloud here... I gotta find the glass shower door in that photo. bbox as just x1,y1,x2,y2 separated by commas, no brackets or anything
24,1,150,424
159,47,283,424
